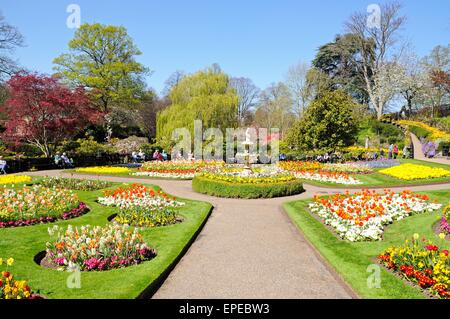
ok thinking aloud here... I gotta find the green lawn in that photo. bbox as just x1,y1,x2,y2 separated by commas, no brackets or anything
0,180,212,299
283,189,450,299
300,159,450,188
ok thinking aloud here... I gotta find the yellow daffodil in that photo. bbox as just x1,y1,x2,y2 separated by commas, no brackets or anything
6,257,14,266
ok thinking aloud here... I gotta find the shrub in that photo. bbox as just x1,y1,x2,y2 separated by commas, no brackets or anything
192,175,304,198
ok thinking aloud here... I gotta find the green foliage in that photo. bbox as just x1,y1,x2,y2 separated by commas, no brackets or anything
58,137,116,156
356,118,405,148
53,23,148,112
192,176,304,199
408,125,431,140
156,67,239,149
285,90,359,153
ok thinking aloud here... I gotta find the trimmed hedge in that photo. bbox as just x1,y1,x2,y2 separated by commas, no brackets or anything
192,176,304,199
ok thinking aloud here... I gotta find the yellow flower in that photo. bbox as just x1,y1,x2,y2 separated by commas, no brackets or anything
413,233,419,240
6,257,14,266
0,258,3,266
439,233,446,240
379,163,450,180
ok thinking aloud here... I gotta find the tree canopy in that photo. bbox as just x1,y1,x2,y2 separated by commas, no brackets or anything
156,67,238,148
285,90,359,153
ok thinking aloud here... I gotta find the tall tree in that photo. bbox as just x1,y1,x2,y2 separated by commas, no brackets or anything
285,62,314,117
312,33,373,105
1,73,100,157
136,90,169,140
0,12,24,80
285,90,359,153
53,23,149,113
156,67,238,147
254,82,295,138
345,2,406,119
229,77,260,126
163,70,185,97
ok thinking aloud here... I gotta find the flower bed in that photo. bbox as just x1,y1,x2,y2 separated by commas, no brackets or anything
0,185,83,227
1,257,35,299
133,160,223,179
397,120,450,142
378,236,450,298
40,177,112,191
98,184,184,227
75,166,131,174
379,163,450,180
278,161,361,185
0,175,32,185
347,160,401,169
309,189,442,241
440,204,450,236
45,224,156,271
323,163,373,174
192,169,304,198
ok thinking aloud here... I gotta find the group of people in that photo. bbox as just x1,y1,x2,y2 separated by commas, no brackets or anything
152,149,168,161
131,149,146,163
54,152,74,168
0,156,7,174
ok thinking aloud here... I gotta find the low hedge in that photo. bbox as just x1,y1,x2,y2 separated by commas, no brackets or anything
192,176,304,199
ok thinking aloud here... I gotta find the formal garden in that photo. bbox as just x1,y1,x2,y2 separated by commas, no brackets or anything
0,1,450,301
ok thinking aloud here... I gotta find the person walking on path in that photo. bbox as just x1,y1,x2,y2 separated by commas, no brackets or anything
388,144,394,159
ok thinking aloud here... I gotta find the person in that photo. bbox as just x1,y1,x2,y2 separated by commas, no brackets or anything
279,153,287,161
131,151,138,163
388,144,394,159
161,150,168,161
402,145,409,159
0,156,7,174
153,149,163,161
379,148,385,160
61,153,74,168
54,152,62,167
138,149,145,162
188,152,195,161
393,144,399,159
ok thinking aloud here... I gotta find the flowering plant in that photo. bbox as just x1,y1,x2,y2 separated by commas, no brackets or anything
0,185,82,226
379,163,450,180
323,163,373,174
278,161,361,185
98,184,184,227
0,257,34,299
134,160,223,179
40,177,112,191
197,167,296,184
75,166,131,174
378,236,450,298
45,224,156,271
440,204,450,236
397,120,450,142
0,175,32,185
347,160,401,169
309,189,442,241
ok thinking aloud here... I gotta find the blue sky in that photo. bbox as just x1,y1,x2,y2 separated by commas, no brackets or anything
1,0,449,94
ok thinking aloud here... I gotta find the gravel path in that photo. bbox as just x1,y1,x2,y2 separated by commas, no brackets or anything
410,133,450,165
26,170,450,299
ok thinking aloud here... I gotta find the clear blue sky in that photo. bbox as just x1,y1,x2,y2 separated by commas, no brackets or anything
1,0,449,94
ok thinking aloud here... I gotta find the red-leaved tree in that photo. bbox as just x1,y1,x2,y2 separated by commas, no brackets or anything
1,73,101,157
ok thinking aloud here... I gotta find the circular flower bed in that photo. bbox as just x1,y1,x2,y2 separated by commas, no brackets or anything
379,163,450,180
309,189,442,241
75,166,131,174
132,160,224,179
378,235,450,298
98,184,184,227
0,185,87,228
192,167,304,198
0,175,32,185
44,224,156,271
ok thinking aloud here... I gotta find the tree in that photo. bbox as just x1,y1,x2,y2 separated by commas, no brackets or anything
229,77,260,126
285,62,314,117
1,73,100,157
156,67,238,147
163,70,185,97
53,23,149,113
312,34,374,105
285,90,359,152
345,2,406,119
136,90,169,140
254,82,295,138
0,12,24,80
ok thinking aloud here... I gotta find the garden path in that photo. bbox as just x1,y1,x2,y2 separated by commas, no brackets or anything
410,133,450,165
26,170,450,298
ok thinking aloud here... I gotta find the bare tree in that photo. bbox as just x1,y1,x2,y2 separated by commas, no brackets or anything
345,2,406,119
229,77,260,126
0,12,24,79
285,62,313,117
163,70,185,97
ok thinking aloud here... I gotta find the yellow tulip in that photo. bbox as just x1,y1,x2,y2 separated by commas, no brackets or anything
6,257,14,266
